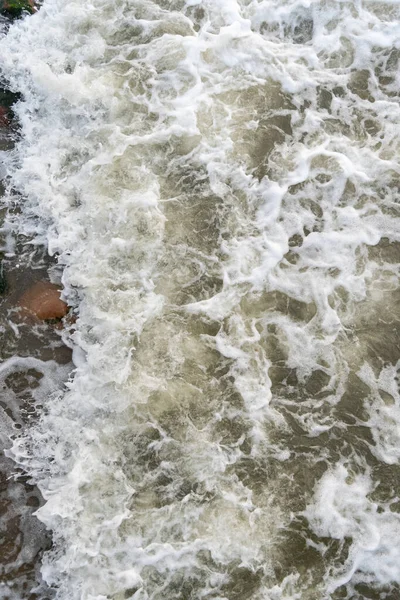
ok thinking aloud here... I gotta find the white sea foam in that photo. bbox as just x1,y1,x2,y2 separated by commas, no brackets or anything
1,0,400,598
305,464,400,592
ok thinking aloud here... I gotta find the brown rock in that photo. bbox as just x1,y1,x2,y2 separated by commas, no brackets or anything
0,106,10,127
18,281,68,321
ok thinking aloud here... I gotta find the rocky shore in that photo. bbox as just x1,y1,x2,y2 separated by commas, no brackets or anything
0,2,73,597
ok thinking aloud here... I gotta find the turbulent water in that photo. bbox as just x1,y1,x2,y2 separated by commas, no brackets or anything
1,0,400,598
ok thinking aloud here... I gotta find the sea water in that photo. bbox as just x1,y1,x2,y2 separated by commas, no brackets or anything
1,0,400,598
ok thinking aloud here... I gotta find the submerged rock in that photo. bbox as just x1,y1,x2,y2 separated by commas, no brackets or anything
0,0,36,17
18,281,68,321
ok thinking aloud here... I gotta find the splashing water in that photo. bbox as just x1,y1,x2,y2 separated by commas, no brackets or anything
1,0,400,598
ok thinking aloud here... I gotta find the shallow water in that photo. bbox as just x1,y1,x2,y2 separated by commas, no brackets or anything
1,0,400,598
0,65,71,598
0,249,72,599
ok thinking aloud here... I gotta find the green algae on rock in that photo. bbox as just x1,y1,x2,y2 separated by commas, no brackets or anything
0,0,35,17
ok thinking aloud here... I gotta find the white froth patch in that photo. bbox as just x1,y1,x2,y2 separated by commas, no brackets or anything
305,464,400,591
358,361,400,465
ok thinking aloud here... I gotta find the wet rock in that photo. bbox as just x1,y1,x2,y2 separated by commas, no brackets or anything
0,88,21,125
18,281,68,321
0,88,20,106
0,0,36,17
0,261,7,294
0,105,11,126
